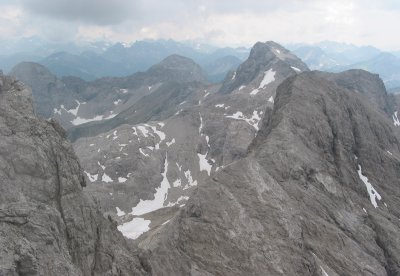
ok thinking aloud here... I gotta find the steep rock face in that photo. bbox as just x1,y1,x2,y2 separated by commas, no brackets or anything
0,74,148,275
145,72,400,275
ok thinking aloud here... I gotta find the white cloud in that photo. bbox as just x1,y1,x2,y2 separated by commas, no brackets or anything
0,0,399,50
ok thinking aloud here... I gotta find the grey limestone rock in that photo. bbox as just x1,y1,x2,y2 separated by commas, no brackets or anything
0,75,149,275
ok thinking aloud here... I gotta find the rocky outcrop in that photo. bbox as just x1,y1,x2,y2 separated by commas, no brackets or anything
316,69,395,115
145,72,400,275
10,62,80,119
0,73,149,275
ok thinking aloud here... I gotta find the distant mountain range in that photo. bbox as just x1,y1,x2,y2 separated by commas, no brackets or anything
0,37,248,83
288,41,400,89
2,37,400,90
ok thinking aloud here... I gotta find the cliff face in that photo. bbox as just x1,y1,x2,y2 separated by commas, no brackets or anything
0,73,149,275
144,72,400,275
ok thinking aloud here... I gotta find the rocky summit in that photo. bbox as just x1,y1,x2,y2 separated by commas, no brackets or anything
1,41,400,276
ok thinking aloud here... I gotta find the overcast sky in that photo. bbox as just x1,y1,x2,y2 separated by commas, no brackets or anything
1,0,400,50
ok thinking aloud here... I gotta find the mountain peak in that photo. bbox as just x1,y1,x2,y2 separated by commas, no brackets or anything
147,54,207,83
219,41,309,93
151,54,200,70
250,41,308,65
11,61,54,78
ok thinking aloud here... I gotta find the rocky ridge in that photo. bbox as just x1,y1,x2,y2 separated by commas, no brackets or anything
0,73,149,275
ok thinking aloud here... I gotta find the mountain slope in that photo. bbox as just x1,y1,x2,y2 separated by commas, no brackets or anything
67,55,208,141
72,41,310,243
11,55,208,135
0,73,149,275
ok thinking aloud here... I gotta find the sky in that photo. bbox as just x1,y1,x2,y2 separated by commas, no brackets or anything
1,0,400,51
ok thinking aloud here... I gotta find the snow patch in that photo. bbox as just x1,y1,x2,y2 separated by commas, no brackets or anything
131,156,171,215
149,125,166,149
71,113,116,126
166,138,176,147
97,161,105,170
225,110,262,130
67,100,81,116
137,126,149,137
198,153,212,176
173,178,182,187
239,85,246,91
118,177,127,183
250,88,259,95
357,164,382,208
139,148,149,157
291,66,301,72
199,113,204,134
259,69,276,88
84,171,98,182
250,69,276,96
393,111,400,126
184,170,197,189
54,108,61,115
102,173,113,183
320,266,329,276
116,207,125,216
166,196,190,207
117,218,151,240
268,96,274,103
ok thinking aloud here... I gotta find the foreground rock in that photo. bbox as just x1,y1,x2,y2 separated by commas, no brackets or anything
0,73,149,275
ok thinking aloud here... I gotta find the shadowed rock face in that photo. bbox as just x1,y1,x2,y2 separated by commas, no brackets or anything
315,69,395,115
144,72,400,275
10,62,80,119
0,74,149,275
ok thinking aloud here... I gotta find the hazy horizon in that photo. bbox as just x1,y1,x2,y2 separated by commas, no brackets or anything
1,0,400,51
